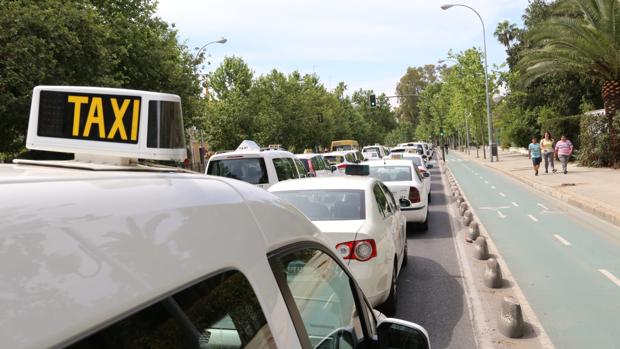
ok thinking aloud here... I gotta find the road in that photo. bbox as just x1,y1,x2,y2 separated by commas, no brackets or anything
395,163,477,349
446,153,620,349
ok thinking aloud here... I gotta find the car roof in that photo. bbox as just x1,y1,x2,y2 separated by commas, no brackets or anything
296,153,322,159
208,148,296,160
0,163,322,348
269,176,376,192
366,160,414,167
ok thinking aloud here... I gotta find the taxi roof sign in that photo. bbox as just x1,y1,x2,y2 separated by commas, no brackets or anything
235,140,261,152
26,86,186,162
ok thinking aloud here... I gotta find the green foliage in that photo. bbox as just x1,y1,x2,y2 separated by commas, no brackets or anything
578,112,610,166
383,121,416,146
0,0,203,156
539,114,582,148
395,65,439,125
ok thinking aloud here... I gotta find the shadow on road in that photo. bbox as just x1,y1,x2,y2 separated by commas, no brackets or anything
395,256,467,349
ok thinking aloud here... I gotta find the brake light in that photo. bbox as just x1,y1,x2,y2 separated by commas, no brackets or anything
419,168,427,175
337,163,347,169
336,239,377,261
409,187,421,203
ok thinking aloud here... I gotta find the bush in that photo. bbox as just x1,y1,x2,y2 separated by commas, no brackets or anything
577,112,611,167
539,115,582,149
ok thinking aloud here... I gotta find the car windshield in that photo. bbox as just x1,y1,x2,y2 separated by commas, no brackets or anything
405,156,422,166
207,158,268,184
325,155,344,164
273,190,365,221
368,166,412,182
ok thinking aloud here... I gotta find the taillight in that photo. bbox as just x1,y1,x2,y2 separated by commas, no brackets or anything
419,168,427,175
336,239,377,261
409,187,421,203
337,163,347,169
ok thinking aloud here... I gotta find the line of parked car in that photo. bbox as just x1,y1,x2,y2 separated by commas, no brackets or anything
205,139,436,316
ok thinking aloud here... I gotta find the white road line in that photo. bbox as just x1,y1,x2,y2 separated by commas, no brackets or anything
499,192,506,197
511,201,519,207
528,214,539,222
491,185,496,189
553,234,572,246
323,293,336,309
598,269,620,288
537,203,549,210
497,211,506,219
479,176,484,180
484,180,489,184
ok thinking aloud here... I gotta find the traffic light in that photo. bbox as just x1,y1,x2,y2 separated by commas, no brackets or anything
369,94,377,108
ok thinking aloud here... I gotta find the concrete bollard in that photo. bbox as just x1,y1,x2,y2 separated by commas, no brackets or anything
459,203,468,216
484,258,503,288
498,296,525,338
473,236,489,260
467,222,480,241
456,196,464,206
463,210,473,226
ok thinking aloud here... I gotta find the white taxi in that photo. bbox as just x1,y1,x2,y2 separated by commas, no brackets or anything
206,141,307,189
268,174,408,315
1,86,432,349
367,160,430,231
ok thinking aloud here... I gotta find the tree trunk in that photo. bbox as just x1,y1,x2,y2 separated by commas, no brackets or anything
602,80,620,167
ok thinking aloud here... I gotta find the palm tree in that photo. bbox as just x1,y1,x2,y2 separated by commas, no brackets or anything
518,0,620,167
494,20,520,49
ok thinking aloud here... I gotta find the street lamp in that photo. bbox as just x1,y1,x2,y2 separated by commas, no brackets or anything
194,37,228,59
441,4,495,162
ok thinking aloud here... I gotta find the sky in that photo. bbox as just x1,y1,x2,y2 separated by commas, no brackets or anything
156,0,529,103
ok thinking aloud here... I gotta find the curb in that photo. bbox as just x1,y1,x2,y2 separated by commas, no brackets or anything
457,152,620,229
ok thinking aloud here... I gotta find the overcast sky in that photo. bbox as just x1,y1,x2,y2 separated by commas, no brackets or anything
157,0,529,102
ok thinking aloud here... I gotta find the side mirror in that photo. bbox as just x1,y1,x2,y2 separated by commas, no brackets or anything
422,155,427,160
377,318,430,349
330,165,337,173
399,198,411,208
423,172,430,178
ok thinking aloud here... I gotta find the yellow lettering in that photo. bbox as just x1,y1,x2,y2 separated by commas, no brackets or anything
131,100,140,141
67,96,89,136
108,98,129,140
83,97,105,138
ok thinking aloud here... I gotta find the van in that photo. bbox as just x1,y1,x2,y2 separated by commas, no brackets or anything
330,139,359,151
1,85,432,349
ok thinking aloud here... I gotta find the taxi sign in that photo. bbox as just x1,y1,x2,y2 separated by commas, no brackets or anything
345,164,370,176
236,140,261,152
26,86,186,161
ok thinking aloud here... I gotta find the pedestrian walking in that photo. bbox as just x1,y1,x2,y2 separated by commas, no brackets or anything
555,134,574,174
541,131,556,173
528,136,542,176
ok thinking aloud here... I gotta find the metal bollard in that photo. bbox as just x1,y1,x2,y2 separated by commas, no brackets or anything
484,258,503,288
498,296,525,338
473,236,489,260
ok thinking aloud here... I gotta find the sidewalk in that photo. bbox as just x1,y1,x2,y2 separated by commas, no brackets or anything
451,148,620,228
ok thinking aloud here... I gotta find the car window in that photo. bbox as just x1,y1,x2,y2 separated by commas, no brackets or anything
368,166,412,182
207,158,269,185
344,153,355,163
67,270,276,349
372,184,390,218
271,248,366,348
300,158,311,172
273,190,365,221
310,156,321,171
294,158,308,178
315,156,327,171
379,182,397,213
273,157,300,181
325,155,343,164
413,165,424,182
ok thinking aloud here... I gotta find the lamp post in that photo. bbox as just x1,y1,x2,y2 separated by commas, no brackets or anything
193,37,228,60
441,4,495,162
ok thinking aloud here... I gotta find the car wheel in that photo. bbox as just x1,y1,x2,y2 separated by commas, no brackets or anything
380,263,398,316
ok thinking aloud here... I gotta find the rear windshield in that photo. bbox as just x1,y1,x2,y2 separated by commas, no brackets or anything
369,166,412,182
390,148,404,153
325,155,344,164
207,157,268,184
274,190,365,221
406,157,422,166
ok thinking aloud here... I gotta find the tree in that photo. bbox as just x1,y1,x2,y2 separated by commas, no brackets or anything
0,0,203,159
395,65,439,125
518,0,620,166
494,20,520,49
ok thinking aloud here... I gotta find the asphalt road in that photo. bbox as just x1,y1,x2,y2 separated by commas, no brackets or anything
395,163,477,349
446,153,620,349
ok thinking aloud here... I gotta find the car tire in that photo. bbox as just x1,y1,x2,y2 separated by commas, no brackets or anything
381,263,398,316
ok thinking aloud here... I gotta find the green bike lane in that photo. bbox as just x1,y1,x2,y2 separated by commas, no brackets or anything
446,153,620,349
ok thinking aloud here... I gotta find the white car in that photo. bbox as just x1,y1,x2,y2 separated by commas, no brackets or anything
367,160,430,230
269,175,407,315
296,152,339,177
206,140,307,189
362,144,390,158
324,150,360,173
1,85,432,349
391,152,433,182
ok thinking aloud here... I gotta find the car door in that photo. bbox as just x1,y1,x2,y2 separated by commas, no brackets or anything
268,243,377,349
379,182,406,268
372,183,399,274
